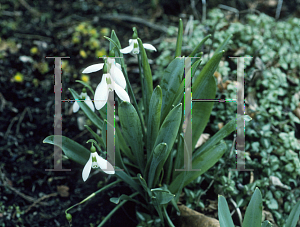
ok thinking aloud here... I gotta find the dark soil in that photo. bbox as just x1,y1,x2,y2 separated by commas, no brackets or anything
1,0,299,226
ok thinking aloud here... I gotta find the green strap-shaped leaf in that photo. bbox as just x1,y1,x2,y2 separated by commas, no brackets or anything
110,193,148,209
193,50,224,97
137,38,153,125
169,141,227,193
137,173,152,197
147,85,162,159
114,129,129,174
285,199,300,227
192,117,237,160
218,195,235,227
118,101,144,175
242,188,262,227
261,221,272,227
192,76,216,149
175,18,183,58
172,134,184,180
151,188,175,205
172,58,202,107
213,34,232,57
147,143,168,188
109,30,122,50
43,135,89,166
189,34,211,57
69,88,103,130
160,58,184,124
147,104,182,181
115,167,143,196
192,51,224,149
115,124,135,163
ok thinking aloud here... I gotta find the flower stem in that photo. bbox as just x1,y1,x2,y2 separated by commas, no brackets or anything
65,180,122,215
97,192,139,227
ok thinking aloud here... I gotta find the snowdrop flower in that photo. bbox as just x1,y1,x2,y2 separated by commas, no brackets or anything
73,88,95,113
94,63,130,109
82,57,130,110
120,27,156,55
82,144,115,182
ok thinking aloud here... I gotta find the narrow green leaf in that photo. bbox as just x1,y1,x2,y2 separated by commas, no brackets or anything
160,58,184,124
172,133,184,180
192,76,216,149
75,80,95,96
189,34,211,57
114,132,128,174
115,125,135,163
147,85,162,159
118,101,144,175
163,205,176,227
69,88,103,130
151,196,165,226
97,192,139,227
285,199,300,227
175,18,183,58
172,58,202,107
169,141,227,193
218,195,235,227
109,30,122,50
193,50,224,98
151,189,175,205
213,34,232,56
242,188,263,227
137,38,154,126
137,173,152,197
147,104,182,178
148,143,168,188
43,135,89,166
102,120,107,149
192,117,237,160
115,167,143,195
261,221,272,227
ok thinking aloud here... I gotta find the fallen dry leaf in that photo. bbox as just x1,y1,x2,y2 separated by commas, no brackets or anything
57,185,69,197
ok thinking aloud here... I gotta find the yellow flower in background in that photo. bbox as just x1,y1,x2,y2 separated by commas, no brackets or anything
30,47,38,55
100,28,110,36
90,29,97,37
77,23,85,32
80,50,87,58
13,72,24,82
81,75,89,83
95,48,107,58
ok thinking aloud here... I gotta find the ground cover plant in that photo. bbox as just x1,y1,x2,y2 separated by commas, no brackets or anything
155,8,300,227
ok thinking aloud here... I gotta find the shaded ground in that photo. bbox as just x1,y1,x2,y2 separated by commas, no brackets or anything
1,0,299,226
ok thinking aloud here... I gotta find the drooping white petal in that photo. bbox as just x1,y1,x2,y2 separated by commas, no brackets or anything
143,43,157,51
84,96,95,112
82,63,104,74
120,42,134,54
114,83,130,103
116,63,122,70
73,100,80,113
82,154,93,181
110,64,126,89
94,75,109,110
95,154,115,174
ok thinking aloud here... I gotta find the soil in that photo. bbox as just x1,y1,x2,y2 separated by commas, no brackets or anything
1,0,299,226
